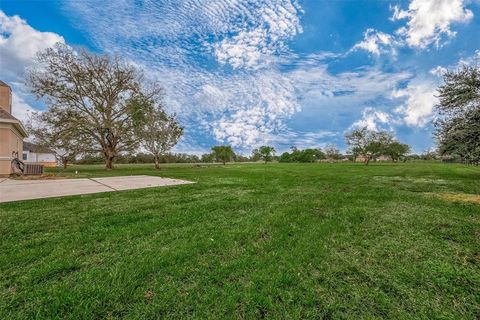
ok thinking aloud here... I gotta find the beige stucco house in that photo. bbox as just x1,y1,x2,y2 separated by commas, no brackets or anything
0,81,28,176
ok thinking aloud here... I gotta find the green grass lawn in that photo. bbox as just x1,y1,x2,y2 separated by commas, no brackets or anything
1,162,479,319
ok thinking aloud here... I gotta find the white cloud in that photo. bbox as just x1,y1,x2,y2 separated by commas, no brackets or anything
399,49,480,127
352,0,474,56
351,107,394,131
392,79,439,126
208,70,300,147
351,29,396,56
11,92,34,122
204,65,411,148
458,49,480,66
213,1,303,69
429,66,448,77
430,50,480,79
391,0,473,49
0,10,64,81
63,0,302,70
289,64,411,109
0,11,64,123
213,106,270,147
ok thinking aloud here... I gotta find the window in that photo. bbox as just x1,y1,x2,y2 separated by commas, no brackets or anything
22,153,27,160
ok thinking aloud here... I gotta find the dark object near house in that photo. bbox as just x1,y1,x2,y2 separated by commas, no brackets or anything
11,153,44,176
24,163,44,175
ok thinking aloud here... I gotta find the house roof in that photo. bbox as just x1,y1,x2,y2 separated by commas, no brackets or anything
0,108,17,121
0,80,11,88
0,108,28,137
23,141,54,154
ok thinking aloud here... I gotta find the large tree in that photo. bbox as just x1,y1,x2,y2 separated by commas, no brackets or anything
345,128,404,165
27,44,161,169
345,127,369,163
138,106,183,169
277,148,325,163
324,144,342,161
211,146,235,165
435,65,480,165
384,141,410,162
252,146,276,164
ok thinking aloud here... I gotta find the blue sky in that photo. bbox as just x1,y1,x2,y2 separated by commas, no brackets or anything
1,0,479,154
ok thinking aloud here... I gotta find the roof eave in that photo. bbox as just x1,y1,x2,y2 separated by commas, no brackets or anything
1,118,28,138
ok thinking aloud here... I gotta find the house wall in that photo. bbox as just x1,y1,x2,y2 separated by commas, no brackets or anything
23,151,57,167
36,153,56,164
0,85,12,114
377,155,391,161
0,124,24,175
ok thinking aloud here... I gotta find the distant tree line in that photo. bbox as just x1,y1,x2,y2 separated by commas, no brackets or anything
75,152,201,165
73,148,453,165
278,147,325,163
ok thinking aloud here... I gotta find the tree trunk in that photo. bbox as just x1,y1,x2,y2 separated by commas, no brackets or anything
105,156,114,170
63,158,68,169
365,157,370,165
104,147,116,170
154,156,160,169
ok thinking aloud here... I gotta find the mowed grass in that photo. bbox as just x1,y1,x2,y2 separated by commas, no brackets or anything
0,162,479,319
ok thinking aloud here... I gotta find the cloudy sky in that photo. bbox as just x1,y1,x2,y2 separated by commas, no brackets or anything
1,0,479,154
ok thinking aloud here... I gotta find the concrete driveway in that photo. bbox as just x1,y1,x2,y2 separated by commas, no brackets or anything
0,175,194,203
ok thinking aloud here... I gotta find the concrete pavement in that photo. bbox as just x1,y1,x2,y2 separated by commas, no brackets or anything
0,175,194,203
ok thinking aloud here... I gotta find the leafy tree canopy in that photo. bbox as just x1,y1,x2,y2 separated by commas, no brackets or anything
27,43,162,169
435,65,480,164
252,146,276,163
211,145,235,165
278,148,325,163
345,127,410,165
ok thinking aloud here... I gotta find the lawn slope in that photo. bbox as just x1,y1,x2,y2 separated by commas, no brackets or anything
1,163,479,319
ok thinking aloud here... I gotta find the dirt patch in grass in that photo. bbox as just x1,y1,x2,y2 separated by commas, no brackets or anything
438,193,480,205
373,176,452,185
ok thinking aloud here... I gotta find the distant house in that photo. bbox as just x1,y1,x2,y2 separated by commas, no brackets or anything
376,155,391,161
355,155,391,162
23,142,58,167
